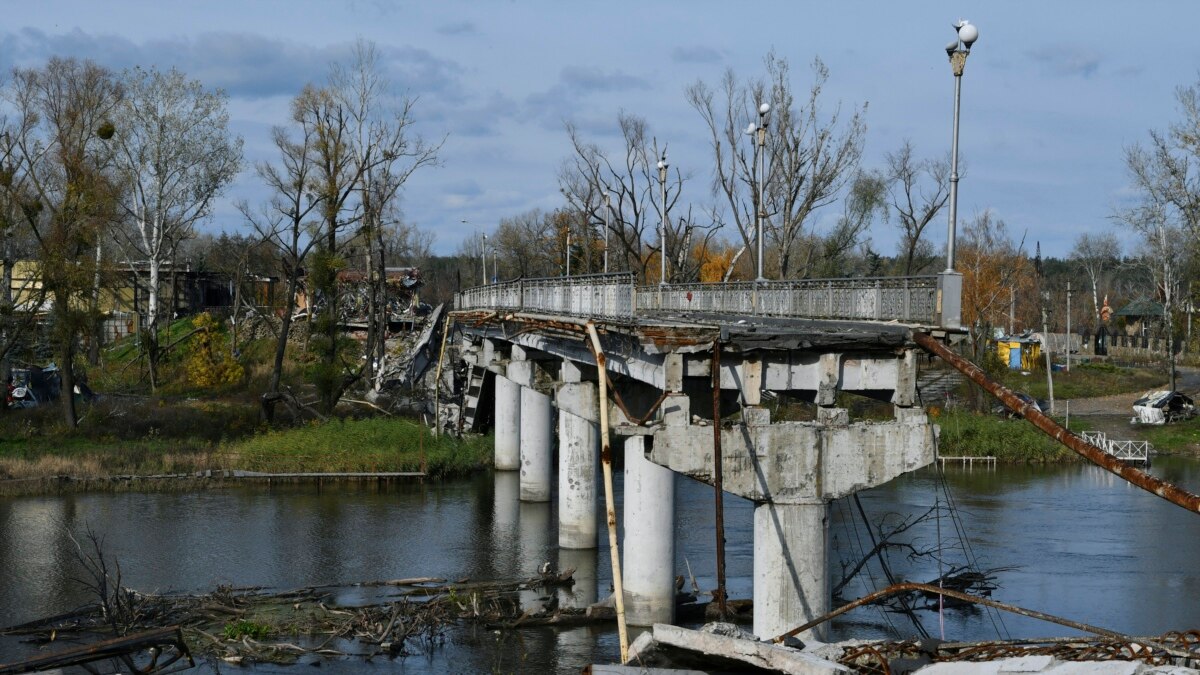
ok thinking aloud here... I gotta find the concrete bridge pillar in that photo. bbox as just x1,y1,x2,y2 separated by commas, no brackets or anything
753,500,829,642
494,360,525,471
519,385,554,502
556,360,598,549
622,408,681,626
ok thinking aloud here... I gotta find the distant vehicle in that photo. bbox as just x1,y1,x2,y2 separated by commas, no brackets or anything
993,391,1045,419
1131,390,1195,425
4,364,62,409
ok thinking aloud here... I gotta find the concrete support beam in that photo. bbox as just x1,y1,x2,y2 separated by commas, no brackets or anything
753,501,829,642
494,373,522,470
892,348,918,407
519,386,554,502
648,409,935,503
557,380,598,548
816,353,841,406
623,435,676,626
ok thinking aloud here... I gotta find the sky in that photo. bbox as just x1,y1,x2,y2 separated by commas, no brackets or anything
5,1,1198,260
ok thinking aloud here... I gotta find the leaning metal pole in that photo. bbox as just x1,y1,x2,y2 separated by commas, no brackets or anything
914,331,1200,514
586,321,630,661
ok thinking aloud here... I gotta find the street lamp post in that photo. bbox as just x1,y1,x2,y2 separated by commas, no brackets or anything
657,152,668,285
492,247,498,284
747,102,770,282
481,233,488,286
603,191,611,274
944,19,978,272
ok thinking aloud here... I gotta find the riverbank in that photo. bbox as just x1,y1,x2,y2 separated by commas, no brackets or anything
0,411,493,497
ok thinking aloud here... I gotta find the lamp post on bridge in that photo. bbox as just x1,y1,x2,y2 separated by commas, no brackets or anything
937,19,978,329
746,102,770,283
944,19,978,273
657,152,668,286
481,232,488,286
604,191,611,274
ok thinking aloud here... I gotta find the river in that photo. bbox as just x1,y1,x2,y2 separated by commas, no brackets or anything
2,452,1199,673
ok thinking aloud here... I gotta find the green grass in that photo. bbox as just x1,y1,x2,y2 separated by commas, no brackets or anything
935,409,1077,463
999,361,1165,400
223,417,493,478
1134,418,1200,455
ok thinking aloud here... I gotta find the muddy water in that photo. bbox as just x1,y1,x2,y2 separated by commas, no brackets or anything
2,452,1199,673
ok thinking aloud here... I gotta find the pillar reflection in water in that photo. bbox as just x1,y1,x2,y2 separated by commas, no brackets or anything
518,500,553,611
491,471,521,580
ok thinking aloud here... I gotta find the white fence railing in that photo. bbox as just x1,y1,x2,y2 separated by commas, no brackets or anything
455,272,951,325
1079,431,1152,463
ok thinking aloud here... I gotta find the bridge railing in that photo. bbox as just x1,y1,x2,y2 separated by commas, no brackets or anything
634,276,939,323
455,272,954,325
454,272,636,320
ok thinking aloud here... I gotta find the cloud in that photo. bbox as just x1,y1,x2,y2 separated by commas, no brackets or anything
0,28,468,102
672,45,723,64
524,66,651,130
1026,45,1102,78
436,21,478,36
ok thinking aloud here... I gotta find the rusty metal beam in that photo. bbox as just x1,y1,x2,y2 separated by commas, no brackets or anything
913,331,1200,515
711,340,728,619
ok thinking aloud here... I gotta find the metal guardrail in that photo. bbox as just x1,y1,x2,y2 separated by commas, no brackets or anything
454,272,950,325
635,277,938,322
454,272,636,321
1080,431,1152,463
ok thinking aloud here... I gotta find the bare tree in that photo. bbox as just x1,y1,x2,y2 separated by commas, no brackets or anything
1068,232,1121,329
809,169,888,278
240,103,323,422
688,53,867,279
113,66,242,391
561,114,714,282
5,58,123,427
885,141,951,275
331,40,442,383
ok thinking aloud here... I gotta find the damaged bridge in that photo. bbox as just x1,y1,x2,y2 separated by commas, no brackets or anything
450,271,965,644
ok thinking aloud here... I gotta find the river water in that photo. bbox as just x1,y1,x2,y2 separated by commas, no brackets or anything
2,453,1199,673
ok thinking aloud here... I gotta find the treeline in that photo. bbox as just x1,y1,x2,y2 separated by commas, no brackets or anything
0,41,441,427
4,43,1200,428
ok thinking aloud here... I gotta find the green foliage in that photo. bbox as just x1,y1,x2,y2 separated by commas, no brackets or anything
223,619,272,641
935,409,1076,463
225,418,493,477
184,313,245,389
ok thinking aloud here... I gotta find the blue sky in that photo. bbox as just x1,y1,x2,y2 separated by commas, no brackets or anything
6,1,1196,259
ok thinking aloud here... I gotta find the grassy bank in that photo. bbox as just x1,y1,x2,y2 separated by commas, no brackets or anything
1134,418,1200,455
935,409,1076,463
0,399,492,493
222,417,492,478
998,360,1164,400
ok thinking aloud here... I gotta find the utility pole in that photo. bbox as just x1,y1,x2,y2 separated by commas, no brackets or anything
1066,281,1072,372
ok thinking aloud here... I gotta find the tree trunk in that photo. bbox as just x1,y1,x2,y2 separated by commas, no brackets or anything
88,240,103,366
147,260,160,392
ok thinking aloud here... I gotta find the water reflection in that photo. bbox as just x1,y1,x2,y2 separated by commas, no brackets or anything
1,457,1198,672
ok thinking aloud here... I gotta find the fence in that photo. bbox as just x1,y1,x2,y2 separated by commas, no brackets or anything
455,273,946,325
635,276,939,323
1079,431,1151,464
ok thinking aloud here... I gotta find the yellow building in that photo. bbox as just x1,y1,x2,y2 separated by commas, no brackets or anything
995,337,1042,370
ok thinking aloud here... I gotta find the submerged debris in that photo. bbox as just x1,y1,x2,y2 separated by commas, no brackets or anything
0,570,579,668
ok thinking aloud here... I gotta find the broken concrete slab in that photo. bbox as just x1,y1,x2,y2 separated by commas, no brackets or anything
623,623,850,674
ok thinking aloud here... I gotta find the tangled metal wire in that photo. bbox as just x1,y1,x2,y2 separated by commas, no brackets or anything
838,630,1200,674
